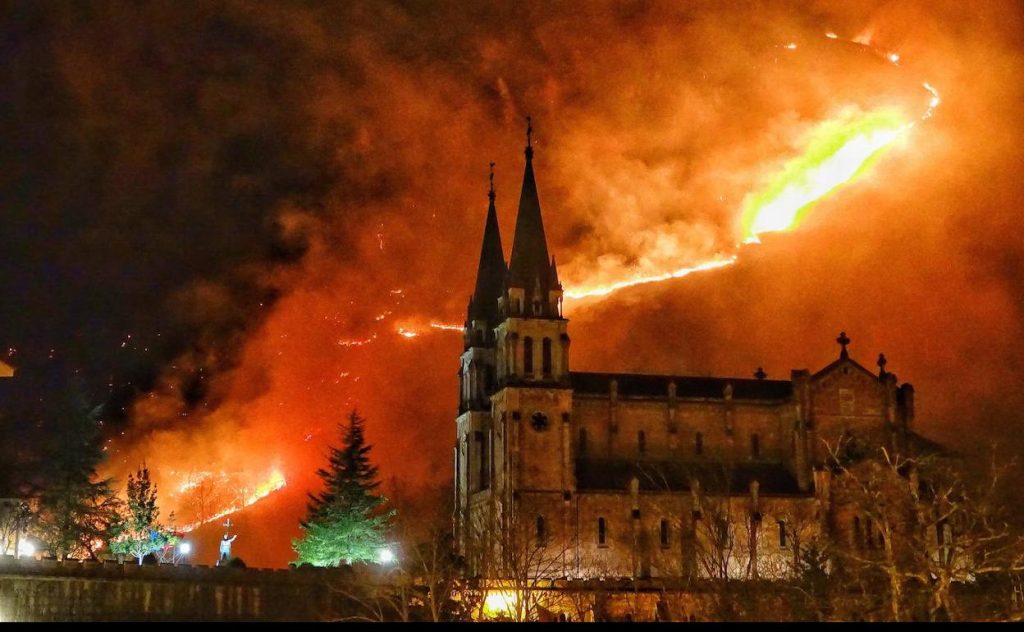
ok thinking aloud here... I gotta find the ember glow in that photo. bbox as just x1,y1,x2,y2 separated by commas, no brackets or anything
7,1,1014,574
176,468,287,533
740,107,909,243
564,256,738,300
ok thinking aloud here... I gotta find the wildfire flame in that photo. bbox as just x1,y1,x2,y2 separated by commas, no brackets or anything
176,468,287,533
564,257,737,300
740,107,909,243
561,30,942,299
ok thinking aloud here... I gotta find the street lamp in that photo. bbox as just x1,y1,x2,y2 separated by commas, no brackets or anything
16,540,35,559
378,547,395,564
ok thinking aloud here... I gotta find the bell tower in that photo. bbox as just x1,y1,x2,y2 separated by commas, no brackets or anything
455,164,507,559
495,117,570,387
488,120,575,576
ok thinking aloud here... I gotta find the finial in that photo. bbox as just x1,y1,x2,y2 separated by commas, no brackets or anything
525,115,534,160
488,161,495,202
836,331,850,359
877,353,887,377
754,367,767,380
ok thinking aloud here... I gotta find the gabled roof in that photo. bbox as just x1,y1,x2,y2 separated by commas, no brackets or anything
811,355,880,383
570,371,793,401
575,458,806,496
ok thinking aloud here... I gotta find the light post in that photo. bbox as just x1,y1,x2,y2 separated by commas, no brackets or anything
169,540,192,565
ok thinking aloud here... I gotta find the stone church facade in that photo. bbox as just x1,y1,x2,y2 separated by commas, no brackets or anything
454,128,921,583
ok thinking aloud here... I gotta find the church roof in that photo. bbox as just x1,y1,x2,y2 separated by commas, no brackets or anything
570,371,793,401
575,458,806,496
468,172,507,325
507,123,554,294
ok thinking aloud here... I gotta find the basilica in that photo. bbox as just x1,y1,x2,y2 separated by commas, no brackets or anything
453,125,927,584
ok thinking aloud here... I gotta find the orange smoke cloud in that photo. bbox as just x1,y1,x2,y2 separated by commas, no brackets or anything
91,0,1024,569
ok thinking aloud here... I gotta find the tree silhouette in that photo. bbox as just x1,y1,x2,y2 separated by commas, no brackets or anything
109,465,176,564
294,410,393,566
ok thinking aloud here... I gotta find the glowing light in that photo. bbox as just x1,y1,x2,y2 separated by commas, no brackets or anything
397,327,418,338
378,548,395,564
888,52,900,64
483,589,519,618
923,82,941,118
178,541,192,555
178,469,286,532
17,540,35,557
564,257,737,300
337,334,376,347
429,322,462,331
740,107,908,242
825,32,838,39
784,42,797,50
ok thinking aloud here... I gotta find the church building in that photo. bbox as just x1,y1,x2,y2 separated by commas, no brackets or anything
454,124,922,582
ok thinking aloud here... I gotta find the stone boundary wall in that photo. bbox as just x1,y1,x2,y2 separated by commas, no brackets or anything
0,556,345,621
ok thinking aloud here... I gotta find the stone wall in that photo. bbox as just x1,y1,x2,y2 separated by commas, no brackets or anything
0,556,347,622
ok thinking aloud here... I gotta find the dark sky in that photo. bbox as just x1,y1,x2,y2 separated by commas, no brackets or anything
2,0,1023,567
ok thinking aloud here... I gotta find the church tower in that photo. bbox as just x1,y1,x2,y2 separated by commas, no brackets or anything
487,120,574,575
455,164,507,557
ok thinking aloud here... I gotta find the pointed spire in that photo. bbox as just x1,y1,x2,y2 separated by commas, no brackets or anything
877,353,888,378
469,162,507,325
525,115,534,160
754,367,767,380
488,161,496,203
508,116,553,295
549,256,561,289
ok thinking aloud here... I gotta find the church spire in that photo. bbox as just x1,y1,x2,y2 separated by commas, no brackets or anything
508,116,553,293
468,162,507,325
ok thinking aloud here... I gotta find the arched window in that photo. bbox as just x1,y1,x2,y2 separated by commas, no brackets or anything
638,431,647,454
751,433,761,458
598,517,607,546
660,519,670,548
853,516,862,549
865,518,875,549
778,520,788,548
542,338,552,375
578,427,588,454
523,336,534,375
533,300,541,315
536,515,546,546
695,432,704,456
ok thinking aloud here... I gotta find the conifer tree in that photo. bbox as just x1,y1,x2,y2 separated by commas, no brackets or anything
33,381,122,560
109,466,177,564
294,410,393,566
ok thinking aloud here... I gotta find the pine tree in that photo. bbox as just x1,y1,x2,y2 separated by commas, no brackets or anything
33,381,122,560
294,410,393,566
109,466,177,564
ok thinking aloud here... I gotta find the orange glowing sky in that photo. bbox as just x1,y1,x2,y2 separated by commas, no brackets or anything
62,1,1024,568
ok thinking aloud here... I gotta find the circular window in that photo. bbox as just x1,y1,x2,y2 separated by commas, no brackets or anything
530,411,549,431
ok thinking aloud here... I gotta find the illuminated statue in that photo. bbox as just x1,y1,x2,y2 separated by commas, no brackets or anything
219,519,237,562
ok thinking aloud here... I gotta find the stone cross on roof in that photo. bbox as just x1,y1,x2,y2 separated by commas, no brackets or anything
836,331,851,359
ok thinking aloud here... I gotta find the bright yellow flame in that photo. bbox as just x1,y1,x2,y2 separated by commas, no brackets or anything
564,256,736,300
483,589,519,618
178,468,287,532
740,107,908,242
